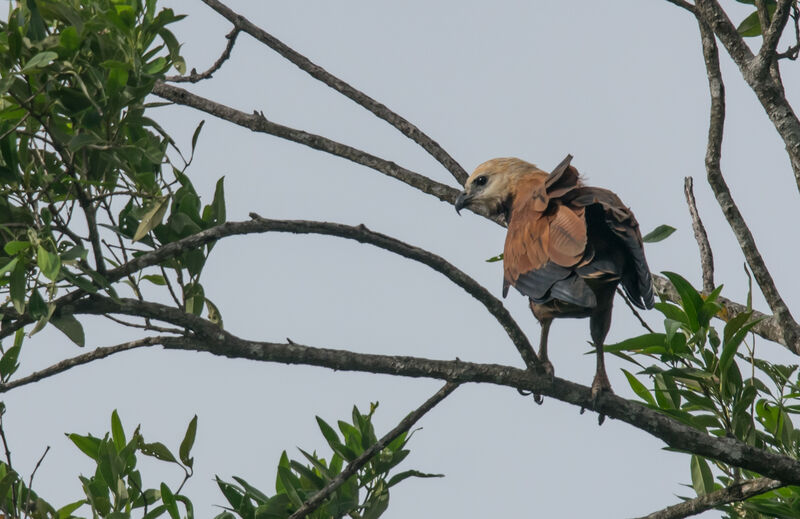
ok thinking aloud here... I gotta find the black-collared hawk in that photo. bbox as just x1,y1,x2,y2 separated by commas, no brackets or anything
455,155,654,397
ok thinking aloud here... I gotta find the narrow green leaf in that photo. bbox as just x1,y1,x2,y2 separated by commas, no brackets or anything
642,224,677,243
160,484,180,519
387,469,444,488
132,197,170,242
51,314,85,347
0,345,21,379
622,369,656,406
111,410,126,452
10,259,25,314
179,415,197,467
191,120,205,154
662,272,703,331
57,499,86,519
690,455,714,496
0,257,19,278
485,253,503,263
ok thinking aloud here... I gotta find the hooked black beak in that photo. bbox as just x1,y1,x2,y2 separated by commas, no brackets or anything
455,191,471,215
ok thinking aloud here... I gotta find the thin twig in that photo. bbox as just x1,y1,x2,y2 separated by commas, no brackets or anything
165,27,240,83
617,287,656,334
199,0,469,185
697,18,800,352
0,337,166,393
683,177,715,292
27,446,50,497
103,314,184,334
776,4,800,59
635,477,783,519
288,382,459,519
0,409,17,513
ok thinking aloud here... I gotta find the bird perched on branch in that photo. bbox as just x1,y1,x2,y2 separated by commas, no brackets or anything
455,155,654,398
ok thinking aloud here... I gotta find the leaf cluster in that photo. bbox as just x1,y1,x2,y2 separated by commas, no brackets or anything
609,272,800,516
215,403,441,519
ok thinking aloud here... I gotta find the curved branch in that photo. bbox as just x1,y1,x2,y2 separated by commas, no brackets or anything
44,294,800,490
0,336,166,393
694,0,800,194
289,382,459,519
114,215,540,371
635,477,783,519
697,18,800,352
198,0,469,185
151,81,462,206
165,27,240,83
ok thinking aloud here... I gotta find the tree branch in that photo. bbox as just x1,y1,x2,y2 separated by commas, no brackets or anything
198,0,469,185
694,0,800,194
755,0,794,75
151,81,463,206
664,0,696,13
165,27,240,83
0,336,167,393
697,18,800,352
288,382,459,519
46,295,800,490
683,177,714,292
635,477,783,519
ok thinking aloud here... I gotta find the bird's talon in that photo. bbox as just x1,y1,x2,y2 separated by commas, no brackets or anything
533,393,544,405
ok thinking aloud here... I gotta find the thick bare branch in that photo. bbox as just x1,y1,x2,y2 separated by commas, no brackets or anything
165,27,240,83
152,81,462,206
756,0,794,74
664,0,696,13
697,18,800,352
635,477,783,519
289,382,459,519
199,0,469,184
694,0,800,192
683,177,714,292
43,294,800,489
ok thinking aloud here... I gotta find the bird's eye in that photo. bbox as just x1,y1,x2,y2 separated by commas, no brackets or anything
475,175,488,186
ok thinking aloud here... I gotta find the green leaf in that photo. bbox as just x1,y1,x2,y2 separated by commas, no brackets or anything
0,257,19,277
737,4,777,36
21,51,58,72
387,469,444,488
191,120,205,154
111,410,126,452
57,499,86,519
68,433,101,460
51,314,85,347
160,484,180,519
179,415,197,467
662,272,703,331
132,197,170,242
485,253,503,263
10,259,26,314
642,224,676,243
690,455,714,496
140,442,177,463
3,241,30,255
37,245,61,280
605,333,666,354
59,26,80,51
362,489,389,519
622,369,656,406
0,345,21,379
142,274,167,286
276,467,303,507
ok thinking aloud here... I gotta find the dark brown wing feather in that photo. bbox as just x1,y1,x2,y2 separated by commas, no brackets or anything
566,187,655,309
503,157,654,310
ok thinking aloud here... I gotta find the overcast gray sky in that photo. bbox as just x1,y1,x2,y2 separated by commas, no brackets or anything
8,1,800,517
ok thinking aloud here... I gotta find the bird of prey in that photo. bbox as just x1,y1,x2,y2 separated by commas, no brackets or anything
455,155,654,397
